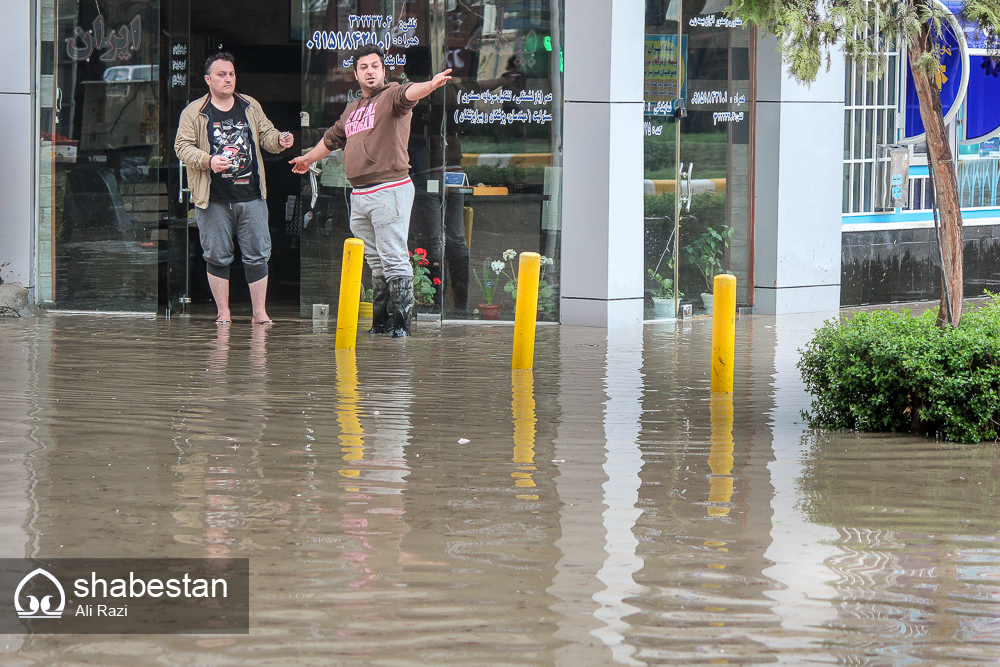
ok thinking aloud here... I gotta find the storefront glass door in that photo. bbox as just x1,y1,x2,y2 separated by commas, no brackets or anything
299,0,563,322
38,0,164,312
643,0,754,319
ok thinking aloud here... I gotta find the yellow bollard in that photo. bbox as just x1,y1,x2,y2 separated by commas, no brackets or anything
710,274,737,393
335,238,365,350
511,252,541,370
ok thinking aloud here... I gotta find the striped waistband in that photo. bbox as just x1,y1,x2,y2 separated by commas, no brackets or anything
350,178,412,196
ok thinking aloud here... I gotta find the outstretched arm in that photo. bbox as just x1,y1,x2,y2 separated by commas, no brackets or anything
289,117,345,173
289,138,333,174
404,69,453,101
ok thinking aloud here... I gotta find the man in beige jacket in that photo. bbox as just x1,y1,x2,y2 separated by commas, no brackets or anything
175,52,294,325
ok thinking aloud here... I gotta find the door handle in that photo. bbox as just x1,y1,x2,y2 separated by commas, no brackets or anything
686,163,693,212
308,163,321,209
178,159,190,204
54,87,62,123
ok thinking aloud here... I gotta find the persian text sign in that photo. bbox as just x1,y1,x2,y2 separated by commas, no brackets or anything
644,35,686,117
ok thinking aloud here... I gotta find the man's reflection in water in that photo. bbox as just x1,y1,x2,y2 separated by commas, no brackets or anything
404,46,523,315
172,325,269,557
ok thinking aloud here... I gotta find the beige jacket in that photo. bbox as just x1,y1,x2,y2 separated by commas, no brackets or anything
174,93,283,209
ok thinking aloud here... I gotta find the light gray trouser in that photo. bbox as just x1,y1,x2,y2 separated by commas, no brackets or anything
349,179,415,280
196,198,270,283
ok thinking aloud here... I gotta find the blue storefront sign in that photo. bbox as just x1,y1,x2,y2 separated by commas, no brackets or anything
965,55,1000,143
903,8,968,142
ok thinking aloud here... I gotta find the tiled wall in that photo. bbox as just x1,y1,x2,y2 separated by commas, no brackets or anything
841,224,1000,306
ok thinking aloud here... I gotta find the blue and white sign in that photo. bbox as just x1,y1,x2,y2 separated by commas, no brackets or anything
902,0,969,144
964,55,1000,143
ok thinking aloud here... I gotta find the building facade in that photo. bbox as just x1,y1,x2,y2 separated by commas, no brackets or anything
0,0,847,326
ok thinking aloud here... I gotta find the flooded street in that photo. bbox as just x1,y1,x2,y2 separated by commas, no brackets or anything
1,313,999,665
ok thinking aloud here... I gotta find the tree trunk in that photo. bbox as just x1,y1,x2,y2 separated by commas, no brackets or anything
908,18,964,327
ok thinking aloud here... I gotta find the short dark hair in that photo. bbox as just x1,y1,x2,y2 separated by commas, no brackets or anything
205,52,235,76
353,45,384,70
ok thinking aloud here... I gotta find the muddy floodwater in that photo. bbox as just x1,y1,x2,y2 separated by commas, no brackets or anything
2,312,1000,665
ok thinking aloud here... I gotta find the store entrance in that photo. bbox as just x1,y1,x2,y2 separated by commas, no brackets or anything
164,0,302,317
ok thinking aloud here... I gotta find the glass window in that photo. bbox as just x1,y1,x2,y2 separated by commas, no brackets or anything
299,0,563,322
843,49,899,213
38,0,161,310
643,0,754,318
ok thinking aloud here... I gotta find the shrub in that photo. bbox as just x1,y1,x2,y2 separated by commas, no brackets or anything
798,298,1000,443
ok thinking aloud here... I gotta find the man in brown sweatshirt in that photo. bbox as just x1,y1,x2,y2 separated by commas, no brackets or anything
290,45,452,337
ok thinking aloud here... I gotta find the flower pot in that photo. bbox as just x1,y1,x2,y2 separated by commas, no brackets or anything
478,304,502,320
651,297,676,319
358,302,373,320
701,293,714,315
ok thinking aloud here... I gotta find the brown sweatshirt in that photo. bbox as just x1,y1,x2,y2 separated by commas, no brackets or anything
323,82,417,187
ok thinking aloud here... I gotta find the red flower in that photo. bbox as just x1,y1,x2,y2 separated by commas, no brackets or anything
414,248,427,257
432,277,442,285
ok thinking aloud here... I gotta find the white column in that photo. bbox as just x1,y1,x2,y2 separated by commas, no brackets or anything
560,0,645,327
0,0,34,289
753,37,844,314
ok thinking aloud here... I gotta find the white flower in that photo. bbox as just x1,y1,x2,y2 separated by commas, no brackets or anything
540,256,554,266
491,260,505,274
502,249,517,261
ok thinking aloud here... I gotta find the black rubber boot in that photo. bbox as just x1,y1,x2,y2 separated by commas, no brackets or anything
369,276,392,334
388,276,414,337
447,254,470,315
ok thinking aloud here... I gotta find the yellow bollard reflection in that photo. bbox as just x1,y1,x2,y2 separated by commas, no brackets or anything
511,369,538,499
707,393,734,517
335,349,364,478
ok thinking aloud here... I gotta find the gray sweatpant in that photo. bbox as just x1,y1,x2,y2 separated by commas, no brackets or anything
349,179,415,280
196,198,270,283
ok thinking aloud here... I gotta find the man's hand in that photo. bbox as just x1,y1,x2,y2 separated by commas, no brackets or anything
279,132,295,149
289,155,314,175
429,68,453,91
210,155,232,173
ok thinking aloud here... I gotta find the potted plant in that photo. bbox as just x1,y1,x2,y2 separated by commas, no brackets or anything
359,282,373,320
499,249,557,315
682,225,733,314
646,268,677,319
472,259,504,319
409,248,438,311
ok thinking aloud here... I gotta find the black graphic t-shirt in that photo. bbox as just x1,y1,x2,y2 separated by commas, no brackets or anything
207,102,260,203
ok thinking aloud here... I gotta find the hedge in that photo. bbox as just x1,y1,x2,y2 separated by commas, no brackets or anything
798,298,1000,443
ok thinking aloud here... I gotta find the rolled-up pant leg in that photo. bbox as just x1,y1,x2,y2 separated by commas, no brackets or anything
233,198,271,284
196,201,237,280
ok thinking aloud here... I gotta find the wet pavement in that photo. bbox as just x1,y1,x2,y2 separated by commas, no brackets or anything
1,312,999,665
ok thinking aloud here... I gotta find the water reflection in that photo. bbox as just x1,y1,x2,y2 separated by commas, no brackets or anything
511,369,538,499
591,327,646,666
707,394,734,517
2,315,1000,663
